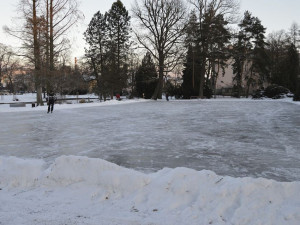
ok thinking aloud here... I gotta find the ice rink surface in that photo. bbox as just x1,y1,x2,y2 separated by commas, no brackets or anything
0,99,299,181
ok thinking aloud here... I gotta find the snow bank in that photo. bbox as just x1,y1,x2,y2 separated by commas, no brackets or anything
0,98,150,113
0,156,45,188
0,155,299,225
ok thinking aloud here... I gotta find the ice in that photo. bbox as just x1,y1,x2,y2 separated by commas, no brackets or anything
0,96,299,182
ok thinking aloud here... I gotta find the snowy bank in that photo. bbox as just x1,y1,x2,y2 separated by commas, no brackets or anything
0,156,299,225
0,94,150,113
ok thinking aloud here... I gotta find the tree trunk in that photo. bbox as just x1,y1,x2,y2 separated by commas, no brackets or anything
198,61,205,99
152,57,164,100
33,0,43,106
45,0,50,93
49,0,54,71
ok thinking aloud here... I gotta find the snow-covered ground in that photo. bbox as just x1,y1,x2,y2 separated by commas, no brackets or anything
0,93,300,224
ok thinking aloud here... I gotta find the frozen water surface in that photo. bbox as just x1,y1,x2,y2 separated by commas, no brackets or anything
0,100,299,182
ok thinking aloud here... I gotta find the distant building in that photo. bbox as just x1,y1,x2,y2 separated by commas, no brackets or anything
215,59,269,97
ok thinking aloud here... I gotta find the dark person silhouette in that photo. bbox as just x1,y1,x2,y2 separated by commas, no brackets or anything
46,92,56,113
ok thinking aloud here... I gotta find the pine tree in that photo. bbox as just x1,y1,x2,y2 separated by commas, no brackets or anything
84,0,131,99
182,45,200,98
204,11,231,97
84,11,110,99
188,0,239,98
284,44,299,93
106,0,131,97
231,31,247,98
135,52,158,99
232,11,269,98
182,9,231,98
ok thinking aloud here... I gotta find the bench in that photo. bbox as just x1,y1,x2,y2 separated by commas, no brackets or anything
9,103,26,107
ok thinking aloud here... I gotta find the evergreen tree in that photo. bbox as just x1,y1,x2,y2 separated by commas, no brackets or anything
84,11,110,99
204,10,231,97
267,30,299,94
135,52,158,99
188,0,239,98
181,45,200,98
232,11,269,98
284,44,299,93
106,0,131,96
84,0,131,99
182,9,231,98
181,11,200,98
231,31,247,98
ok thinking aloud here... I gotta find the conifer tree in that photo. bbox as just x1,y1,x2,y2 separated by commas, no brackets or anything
284,44,299,93
232,11,269,97
84,0,131,99
84,11,110,99
181,45,200,98
106,0,131,97
188,0,239,98
135,52,158,99
182,9,231,98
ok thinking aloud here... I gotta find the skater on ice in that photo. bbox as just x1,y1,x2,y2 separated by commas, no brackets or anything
46,92,57,113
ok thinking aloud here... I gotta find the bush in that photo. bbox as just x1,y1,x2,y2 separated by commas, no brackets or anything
252,85,293,99
264,85,290,99
252,89,264,99
67,89,88,95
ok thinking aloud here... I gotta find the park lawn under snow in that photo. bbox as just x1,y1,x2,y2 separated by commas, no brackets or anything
0,93,300,224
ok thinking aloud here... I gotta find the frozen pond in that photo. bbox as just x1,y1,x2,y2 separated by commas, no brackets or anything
0,100,299,182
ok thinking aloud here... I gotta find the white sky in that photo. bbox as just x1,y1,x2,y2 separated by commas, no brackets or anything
0,0,299,61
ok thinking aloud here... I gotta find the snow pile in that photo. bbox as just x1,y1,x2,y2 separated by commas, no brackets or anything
1,155,299,225
43,156,148,194
0,156,44,188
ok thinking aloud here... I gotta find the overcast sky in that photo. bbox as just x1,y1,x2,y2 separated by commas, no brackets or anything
0,0,299,60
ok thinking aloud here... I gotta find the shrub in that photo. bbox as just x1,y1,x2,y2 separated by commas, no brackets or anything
252,89,264,99
263,85,290,99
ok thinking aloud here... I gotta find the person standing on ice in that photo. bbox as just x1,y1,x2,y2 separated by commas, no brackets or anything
46,92,57,113
116,93,121,101
166,92,169,101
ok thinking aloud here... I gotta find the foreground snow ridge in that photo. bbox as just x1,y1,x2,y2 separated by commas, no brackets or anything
1,156,299,225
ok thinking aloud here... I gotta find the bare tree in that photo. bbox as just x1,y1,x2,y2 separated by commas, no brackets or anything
41,0,82,93
132,0,187,99
45,0,82,71
4,0,46,105
4,58,21,94
0,44,16,92
4,0,82,105
0,44,11,87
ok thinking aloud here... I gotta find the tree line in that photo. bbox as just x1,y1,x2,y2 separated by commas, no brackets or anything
1,0,300,102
